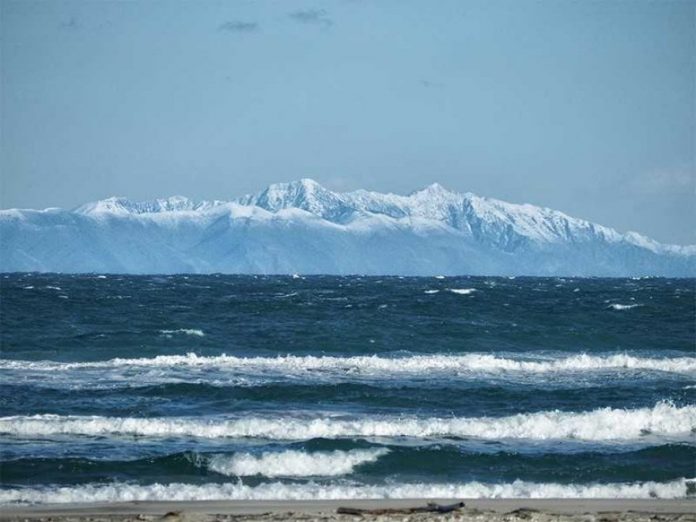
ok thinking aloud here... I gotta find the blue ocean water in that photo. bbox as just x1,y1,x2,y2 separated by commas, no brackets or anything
0,274,694,503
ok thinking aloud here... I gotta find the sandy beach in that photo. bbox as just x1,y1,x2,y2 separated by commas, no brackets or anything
1,499,694,522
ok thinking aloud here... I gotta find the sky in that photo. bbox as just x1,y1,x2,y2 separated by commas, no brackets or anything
1,0,694,244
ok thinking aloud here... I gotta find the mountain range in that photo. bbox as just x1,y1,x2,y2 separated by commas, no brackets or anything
1,179,693,276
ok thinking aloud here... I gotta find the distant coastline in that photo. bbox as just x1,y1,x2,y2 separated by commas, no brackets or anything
1,180,694,276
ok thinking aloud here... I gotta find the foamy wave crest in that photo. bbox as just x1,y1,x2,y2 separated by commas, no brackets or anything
2,352,694,376
1,478,692,504
159,329,205,337
609,304,642,311
1,403,693,442
449,288,476,295
208,448,388,477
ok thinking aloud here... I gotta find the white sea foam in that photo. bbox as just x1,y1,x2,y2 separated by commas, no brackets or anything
208,448,388,477
609,303,642,311
449,288,476,295
1,403,693,442
424,289,440,294
276,292,299,298
159,329,205,337
2,353,693,376
0,478,692,504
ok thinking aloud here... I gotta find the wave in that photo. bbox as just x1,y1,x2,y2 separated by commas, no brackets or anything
609,304,642,311
1,403,693,442
4,444,693,482
159,329,205,337
2,352,694,376
208,448,388,477
449,288,476,295
1,478,692,504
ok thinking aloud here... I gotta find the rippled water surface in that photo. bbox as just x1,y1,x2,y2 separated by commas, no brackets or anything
0,274,694,503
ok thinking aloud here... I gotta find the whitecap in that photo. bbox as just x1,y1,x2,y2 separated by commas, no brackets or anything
449,288,476,295
0,478,691,504
609,303,642,311
1,402,692,442
208,448,388,478
2,353,694,383
159,329,205,337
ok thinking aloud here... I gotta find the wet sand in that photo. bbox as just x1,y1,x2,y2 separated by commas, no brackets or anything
1,499,694,522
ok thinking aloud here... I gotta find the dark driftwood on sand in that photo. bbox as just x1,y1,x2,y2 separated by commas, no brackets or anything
336,501,466,515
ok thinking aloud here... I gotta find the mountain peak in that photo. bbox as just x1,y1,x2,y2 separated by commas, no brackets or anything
75,195,207,215
239,178,352,220
421,182,448,193
260,177,320,192
296,178,322,189
408,182,454,198
74,196,135,215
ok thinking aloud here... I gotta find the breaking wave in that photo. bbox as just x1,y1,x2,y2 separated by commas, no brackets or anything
1,478,692,504
208,448,388,477
159,329,205,337
1,403,693,442
449,288,476,295
609,304,642,311
1,352,694,376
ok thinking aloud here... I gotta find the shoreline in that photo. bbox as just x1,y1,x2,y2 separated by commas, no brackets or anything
2,499,695,521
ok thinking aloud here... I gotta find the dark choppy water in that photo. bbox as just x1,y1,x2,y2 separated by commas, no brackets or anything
0,274,694,503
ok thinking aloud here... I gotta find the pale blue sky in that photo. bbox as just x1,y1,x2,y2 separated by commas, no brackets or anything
1,0,694,244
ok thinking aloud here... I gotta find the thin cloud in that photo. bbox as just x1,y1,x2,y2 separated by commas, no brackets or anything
59,16,79,30
218,21,259,33
630,168,695,195
421,79,445,88
288,9,333,27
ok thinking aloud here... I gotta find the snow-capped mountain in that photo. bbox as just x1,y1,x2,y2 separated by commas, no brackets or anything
1,179,693,275
74,195,225,215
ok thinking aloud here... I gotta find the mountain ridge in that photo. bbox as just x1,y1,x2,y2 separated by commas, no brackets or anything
1,179,693,275
70,178,691,253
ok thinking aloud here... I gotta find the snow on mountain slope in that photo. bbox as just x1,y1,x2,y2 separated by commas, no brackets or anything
75,195,225,215
1,179,693,275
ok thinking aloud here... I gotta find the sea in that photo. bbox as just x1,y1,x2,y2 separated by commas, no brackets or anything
0,273,694,504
